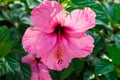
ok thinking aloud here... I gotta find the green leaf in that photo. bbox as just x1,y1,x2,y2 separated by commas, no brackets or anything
114,4,120,21
26,0,41,8
0,53,18,77
104,72,118,80
5,53,31,80
50,71,61,80
107,46,120,64
8,2,32,26
0,14,5,21
61,0,74,9
0,0,15,6
93,38,105,54
0,53,31,80
66,5,81,12
114,34,120,48
94,4,109,27
71,58,84,75
9,3,25,13
5,63,31,80
1,11,11,21
83,71,94,80
71,0,95,6
0,58,10,76
19,63,31,80
116,67,120,78
0,26,10,42
0,26,13,57
70,0,97,10
60,66,74,80
94,59,115,75
0,42,13,57
19,13,32,25
64,72,78,80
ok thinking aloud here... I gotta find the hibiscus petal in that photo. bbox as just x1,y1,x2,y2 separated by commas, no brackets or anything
39,69,52,80
41,38,72,71
30,62,40,80
64,7,96,37
31,62,52,80
39,63,48,70
31,72,39,80
22,54,35,65
22,27,56,56
31,1,66,33
31,63,39,73
68,35,94,58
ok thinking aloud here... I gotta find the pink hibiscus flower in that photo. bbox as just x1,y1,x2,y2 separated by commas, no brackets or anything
22,54,52,80
22,1,96,71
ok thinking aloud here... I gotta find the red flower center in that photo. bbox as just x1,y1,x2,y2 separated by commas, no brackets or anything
35,57,41,63
54,24,66,36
